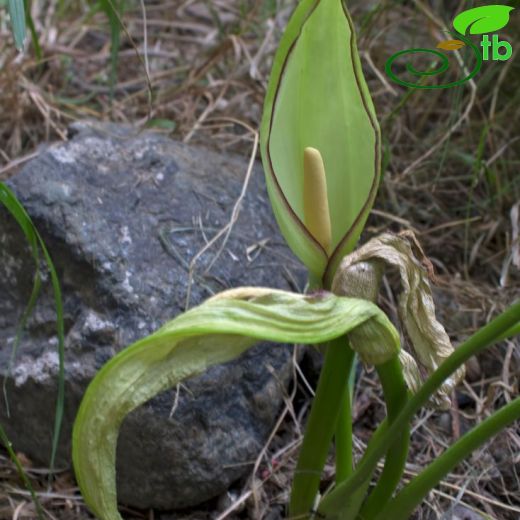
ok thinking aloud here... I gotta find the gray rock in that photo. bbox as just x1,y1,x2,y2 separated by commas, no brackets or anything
0,122,306,510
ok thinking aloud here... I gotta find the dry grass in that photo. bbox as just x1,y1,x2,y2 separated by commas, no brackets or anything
0,0,518,519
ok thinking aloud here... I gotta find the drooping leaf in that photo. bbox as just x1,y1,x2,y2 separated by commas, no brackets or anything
332,232,465,409
72,288,399,520
260,0,381,284
453,5,515,35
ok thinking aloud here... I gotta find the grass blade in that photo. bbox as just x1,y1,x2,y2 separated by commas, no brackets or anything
0,424,44,519
0,182,65,479
24,0,42,59
7,0,26,50
98,0,125,98
2,273,42,417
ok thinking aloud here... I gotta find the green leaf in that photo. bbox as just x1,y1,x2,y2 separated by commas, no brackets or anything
260,0,381,284
316,300,520,518
453,5,515,35
7,0,26,50
381,395,520,520
72,289,399,520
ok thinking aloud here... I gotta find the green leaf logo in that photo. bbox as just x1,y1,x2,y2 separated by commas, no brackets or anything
453,5,514,35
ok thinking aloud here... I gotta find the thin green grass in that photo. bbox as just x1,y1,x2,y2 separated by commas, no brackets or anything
0,182,65,490
23,0,42,59
0,425,44,519
7,0,41,57
97,0,126,98
2,269,41,417
7,0,26,50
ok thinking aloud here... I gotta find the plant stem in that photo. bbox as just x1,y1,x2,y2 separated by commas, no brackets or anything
289,335,355,518
496,321,519,342
335,374,353,484
358,357,410,519
316,300,520,517
380,395,520,520
325,356,410,520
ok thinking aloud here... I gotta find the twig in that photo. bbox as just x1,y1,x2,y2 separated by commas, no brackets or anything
185,118,258,308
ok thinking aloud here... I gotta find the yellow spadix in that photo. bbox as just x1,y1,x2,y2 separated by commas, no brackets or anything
303,147,332,255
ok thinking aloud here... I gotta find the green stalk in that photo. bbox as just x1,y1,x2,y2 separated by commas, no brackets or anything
316,300,520,517
335,375,353,484
330,356,410,520
289,335,355,518
496,321,519,342
308,272,354,489
358,358,410,519
335,353,359,486
380,395,520,520
331,418,394,519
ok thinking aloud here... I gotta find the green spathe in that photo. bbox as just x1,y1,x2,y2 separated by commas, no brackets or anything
72,289,399,520
260,0,381,284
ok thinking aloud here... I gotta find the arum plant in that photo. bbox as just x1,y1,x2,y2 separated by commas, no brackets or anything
71,1,520,519
259,0,389,514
